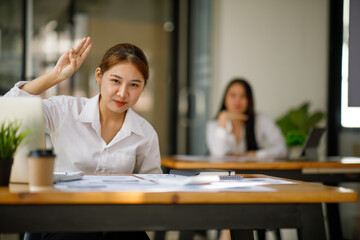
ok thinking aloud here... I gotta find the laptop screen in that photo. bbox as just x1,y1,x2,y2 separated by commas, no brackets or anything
300,127,326,159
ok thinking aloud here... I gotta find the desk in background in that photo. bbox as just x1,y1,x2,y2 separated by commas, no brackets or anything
162,156,360,183
162,156,360,240
0,174,357,240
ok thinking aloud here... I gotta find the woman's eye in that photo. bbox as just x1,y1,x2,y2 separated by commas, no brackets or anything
130,83,139,87
112,79,120,83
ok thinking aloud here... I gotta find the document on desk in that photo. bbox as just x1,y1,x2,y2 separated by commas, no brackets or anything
54,174,294,192
138,175,295,188
55,175,154,192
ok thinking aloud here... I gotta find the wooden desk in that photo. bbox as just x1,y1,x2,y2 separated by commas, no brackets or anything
162,156,360,240
162,156,360,183
0,174,357,240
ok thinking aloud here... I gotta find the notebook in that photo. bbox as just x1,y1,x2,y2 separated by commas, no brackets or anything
0,97,46,183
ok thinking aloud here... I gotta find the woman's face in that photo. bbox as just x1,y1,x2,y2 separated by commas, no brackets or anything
224,83,248,114
95,62,145,115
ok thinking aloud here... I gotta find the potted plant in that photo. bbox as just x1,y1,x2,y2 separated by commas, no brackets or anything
276,102,325,159
0,121,30,186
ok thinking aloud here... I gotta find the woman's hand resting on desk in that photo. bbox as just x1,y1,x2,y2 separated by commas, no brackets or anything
218,110,248,128
54,37,92,83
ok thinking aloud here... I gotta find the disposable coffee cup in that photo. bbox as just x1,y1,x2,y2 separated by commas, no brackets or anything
28,149,56,192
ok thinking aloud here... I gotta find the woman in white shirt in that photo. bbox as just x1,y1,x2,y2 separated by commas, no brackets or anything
206,78,287,159
6,37,160,239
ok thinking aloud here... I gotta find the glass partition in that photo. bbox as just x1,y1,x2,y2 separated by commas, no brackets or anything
0,0,23,95
1,0,173,155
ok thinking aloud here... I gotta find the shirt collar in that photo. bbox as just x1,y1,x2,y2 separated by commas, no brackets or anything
78,94,144,137
78,94,100,123
123,108,145,137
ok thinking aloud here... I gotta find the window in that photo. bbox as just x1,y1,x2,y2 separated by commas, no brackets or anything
341,0,360,128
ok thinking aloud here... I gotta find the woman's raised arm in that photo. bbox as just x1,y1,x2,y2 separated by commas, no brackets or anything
21,37,92,95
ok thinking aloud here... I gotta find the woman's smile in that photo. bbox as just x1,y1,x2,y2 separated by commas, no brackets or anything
114,100,126,106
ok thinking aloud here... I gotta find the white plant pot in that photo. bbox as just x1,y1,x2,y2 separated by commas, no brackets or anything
288,146,303,160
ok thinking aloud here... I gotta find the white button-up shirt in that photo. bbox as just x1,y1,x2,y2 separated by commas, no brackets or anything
5,81,162,174
206,113,288,159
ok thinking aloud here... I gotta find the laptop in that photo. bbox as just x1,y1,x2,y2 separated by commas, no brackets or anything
0,97,83,183
0,97,46,183
300,127,326,160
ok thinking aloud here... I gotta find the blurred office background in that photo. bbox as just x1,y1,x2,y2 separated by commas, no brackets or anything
0,0,213,157
1,0,360,239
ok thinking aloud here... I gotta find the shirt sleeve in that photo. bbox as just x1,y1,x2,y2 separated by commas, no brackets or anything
135,129,162,174
206,120,233,156
4,81,65,134
4,81,35,97
255,114,288,159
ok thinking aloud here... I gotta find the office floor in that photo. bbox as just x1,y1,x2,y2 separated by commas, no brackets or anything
0,218,356,240
340,183,360,240
147,231,215,240
0,231,280,240
0,232,211,240
147,230,295,240
0,234,18,240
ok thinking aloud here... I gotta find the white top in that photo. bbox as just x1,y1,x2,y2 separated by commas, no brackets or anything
206,113,287,159
5,81,162,174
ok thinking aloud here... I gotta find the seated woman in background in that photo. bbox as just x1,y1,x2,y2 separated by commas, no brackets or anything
206,78,287,159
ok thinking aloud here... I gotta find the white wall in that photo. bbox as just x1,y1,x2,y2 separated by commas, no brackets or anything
211,0,329,121
210,3,360,239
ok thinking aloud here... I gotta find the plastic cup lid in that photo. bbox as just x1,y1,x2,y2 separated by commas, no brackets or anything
28,149,56,158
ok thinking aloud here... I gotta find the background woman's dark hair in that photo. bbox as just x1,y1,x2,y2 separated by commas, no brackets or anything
98,43,149,85
216,78,258,151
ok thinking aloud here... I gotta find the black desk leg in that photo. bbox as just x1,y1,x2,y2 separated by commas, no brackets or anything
324,182,343,240
257,229,265,240
153,231,166,240
256,229,281,240
230,230,254,240
326,203,343,240
297,204,326,240
179,231,196,240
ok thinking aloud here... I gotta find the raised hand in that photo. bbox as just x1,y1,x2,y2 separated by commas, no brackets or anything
54,37,92,82
218,110,248,128
20,37,93,95
225,111,248,121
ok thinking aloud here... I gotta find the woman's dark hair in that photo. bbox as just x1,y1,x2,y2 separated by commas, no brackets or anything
98,43,149,85
216,78,258,151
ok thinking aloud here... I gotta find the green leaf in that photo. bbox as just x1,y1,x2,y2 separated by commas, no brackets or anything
0,121,31,159
305,112,325,132
276,116,297,136
286,130,307,146
275,102,325,147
